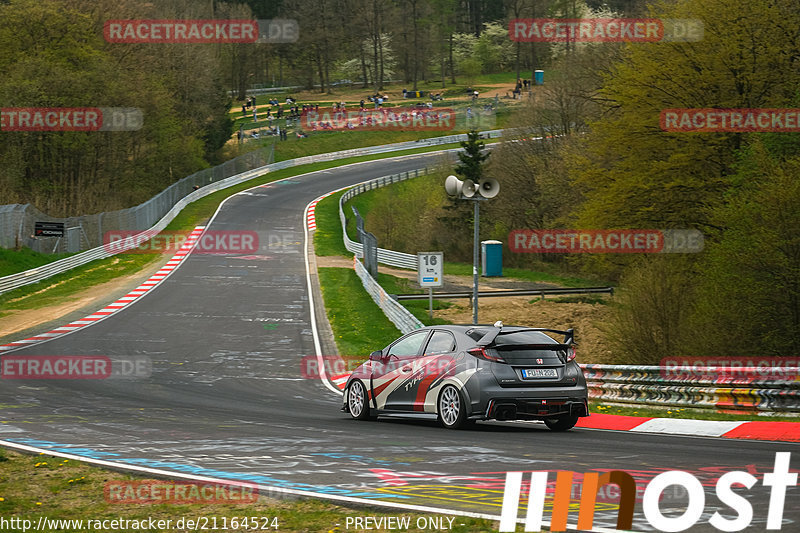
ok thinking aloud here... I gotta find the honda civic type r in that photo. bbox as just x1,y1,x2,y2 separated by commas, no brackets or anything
341,323,589,430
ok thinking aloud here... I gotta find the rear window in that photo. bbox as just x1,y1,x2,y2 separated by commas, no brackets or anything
492,331,565,365
494,331,557,346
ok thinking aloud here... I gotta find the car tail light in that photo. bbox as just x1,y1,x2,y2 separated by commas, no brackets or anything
566,346,576,362
467,347,505,363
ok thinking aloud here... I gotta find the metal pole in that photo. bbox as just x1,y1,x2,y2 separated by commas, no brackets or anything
429,287,433,320
472,199,479,325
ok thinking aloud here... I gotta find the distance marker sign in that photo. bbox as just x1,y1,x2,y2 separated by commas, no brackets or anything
417,252,443,288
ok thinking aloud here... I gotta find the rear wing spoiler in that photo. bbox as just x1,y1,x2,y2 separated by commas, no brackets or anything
477,327,574,347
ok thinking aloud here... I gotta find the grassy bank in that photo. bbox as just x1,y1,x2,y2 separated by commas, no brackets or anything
0,248,75,278
0,254,160,319
313,183,609,289
0,448,497,533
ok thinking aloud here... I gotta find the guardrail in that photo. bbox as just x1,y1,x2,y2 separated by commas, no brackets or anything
0,163,271,295
392,287,614,300
353,256,423,334
0,130,504,295
339,169,436,271
582,364,800,413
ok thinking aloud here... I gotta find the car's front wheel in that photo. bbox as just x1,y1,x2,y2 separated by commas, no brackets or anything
544,413,579,431
438,385,468,429
347,380,373,420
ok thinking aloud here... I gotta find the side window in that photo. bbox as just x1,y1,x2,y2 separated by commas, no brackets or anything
424,331,457,355
387,331,428,357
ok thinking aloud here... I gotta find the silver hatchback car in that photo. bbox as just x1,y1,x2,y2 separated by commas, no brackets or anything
341,322,589,429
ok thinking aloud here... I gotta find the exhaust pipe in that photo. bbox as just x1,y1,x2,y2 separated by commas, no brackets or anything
494,403,517,421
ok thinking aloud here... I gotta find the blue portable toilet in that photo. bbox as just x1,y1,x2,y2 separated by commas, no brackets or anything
481,240,503,277
534,70,544,85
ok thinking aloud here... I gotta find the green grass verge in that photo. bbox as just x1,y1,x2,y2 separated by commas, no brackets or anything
0,248,76,278
0,254,161,315
269,108,507,163
590,402,799,422
317,159,613,290
313,191,351,257
317,268,452,361
0,449,497,533
376,273,453,326
318,267,401,356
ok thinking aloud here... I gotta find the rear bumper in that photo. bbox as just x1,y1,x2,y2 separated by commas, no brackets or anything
480,394,589,421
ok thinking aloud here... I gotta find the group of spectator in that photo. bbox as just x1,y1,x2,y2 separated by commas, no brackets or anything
241,96,257,116
512,78,532,98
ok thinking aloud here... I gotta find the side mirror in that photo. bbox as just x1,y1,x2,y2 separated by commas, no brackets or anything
369,350,383,361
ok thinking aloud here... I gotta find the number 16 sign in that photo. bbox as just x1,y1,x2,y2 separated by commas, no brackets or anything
417,252,443,288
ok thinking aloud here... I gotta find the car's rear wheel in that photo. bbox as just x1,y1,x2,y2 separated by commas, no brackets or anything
347,380,372,420
438,385,468,429
544,413,579,431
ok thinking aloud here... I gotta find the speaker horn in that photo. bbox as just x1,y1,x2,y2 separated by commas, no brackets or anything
461,179,477,198
478,178,500,198
445,175,477,198
444,175,462,197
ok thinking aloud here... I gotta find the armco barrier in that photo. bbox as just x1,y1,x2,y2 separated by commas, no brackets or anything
339,169,437,271
0,147,275,254
353,256,423,334
0,130,504,295
582,364,800,413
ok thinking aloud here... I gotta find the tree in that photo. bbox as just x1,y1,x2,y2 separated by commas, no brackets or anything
455,130,489,183
692,143,800,356
0,0,224,214
569,0,800,234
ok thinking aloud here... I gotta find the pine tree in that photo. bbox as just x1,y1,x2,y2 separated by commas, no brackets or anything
454,130,489,184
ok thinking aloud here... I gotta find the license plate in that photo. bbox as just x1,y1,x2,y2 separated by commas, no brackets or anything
521,368,558,379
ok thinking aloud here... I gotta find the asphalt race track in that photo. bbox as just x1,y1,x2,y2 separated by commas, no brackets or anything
1,153,798,532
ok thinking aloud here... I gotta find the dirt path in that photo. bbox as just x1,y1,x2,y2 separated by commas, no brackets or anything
435,297,613,364
0,257,170,345
232,80,525,112
316,255,613,363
